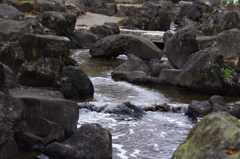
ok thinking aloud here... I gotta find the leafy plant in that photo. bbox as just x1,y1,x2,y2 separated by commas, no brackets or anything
221,68,232,78
61,77,68,82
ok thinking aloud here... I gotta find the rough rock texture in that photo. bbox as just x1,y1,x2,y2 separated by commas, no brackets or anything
33,0,67,14
121,2,173,31
70,29,97,49
39,11,77,36
179,47,238,95
172,112,240,159
175,3,202,23
0,4,25,21
45,123,112,159
187,95,240,119
0,17,33,42
59,66,94,100
10,1,33,13
0,91,24,159
150,62,173,77
202,11,240,36
84,0,117,16
102,102,146,119
159,69,182,86
10,88,79,149
90,34,164,60
0,63,9,94
65,0,85,15
217,29,240,59
3,64,20,89
89,22,120,39
111,54,150,83
0,34,71,88
164,27,199,69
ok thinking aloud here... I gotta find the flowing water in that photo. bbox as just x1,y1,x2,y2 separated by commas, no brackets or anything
71,49,213,159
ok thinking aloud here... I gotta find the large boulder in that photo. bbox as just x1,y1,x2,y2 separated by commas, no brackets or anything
172,112,240,159
121,2,173,31
90,34,164,60
202,11,240,36
187,95,240,119
38,11,77,36
18,36,70,87
10,1,33,13
217,28,240,59
70,29,97,49
45,123,112,159
0,34,71,88
175,2,202,24
164,27,199,69
111,54,150,83
0,91,24,159
179,47,239,95
84,0,117,16
0,17,33,42
89,22,120,39
59,66,94,100
65,0,85,15
32,0,67,14
0,4,25,21
10,88,79,149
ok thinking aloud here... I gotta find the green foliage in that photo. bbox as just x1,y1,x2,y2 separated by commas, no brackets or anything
224,0,240,4
61,77,68,82
221,68,232,78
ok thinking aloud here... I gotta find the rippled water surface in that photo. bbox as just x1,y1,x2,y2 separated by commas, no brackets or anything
71,49,210,159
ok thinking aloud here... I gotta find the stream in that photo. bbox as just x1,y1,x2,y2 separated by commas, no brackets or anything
72,49,212,159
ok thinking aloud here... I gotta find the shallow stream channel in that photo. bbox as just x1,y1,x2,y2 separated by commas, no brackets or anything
72,49,216,159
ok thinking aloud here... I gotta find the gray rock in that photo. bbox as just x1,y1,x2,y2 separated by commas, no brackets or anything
111,54,150,83
179,47,238,95
65,0,85,15
0,91,24,158
0,4,25,21
150,63,173,77
39,11,77,36
217,28,240,59
90,22,120,39
121,2,173,31
159,69,182,86
10,88,79,149
10,1,33,13
33,0,67,14
0,17,33,42
70,29,97,49
3,64,20,89
59,66,94,100
202,11,240,36
45,123,112,159
164,26,199,69
0,63,9,94
90,34,164,60
16,34,70,88
172,112,240,159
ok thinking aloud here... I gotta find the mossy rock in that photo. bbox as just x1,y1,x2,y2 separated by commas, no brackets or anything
172,112,240,159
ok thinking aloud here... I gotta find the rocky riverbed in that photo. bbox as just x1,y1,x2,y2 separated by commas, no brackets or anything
1,0,240,158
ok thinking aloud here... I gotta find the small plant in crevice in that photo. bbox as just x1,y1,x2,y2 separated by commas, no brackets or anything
61,77,68,82
221,68,232,78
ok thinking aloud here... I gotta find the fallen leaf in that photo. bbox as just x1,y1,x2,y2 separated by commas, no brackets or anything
221,149,237,155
